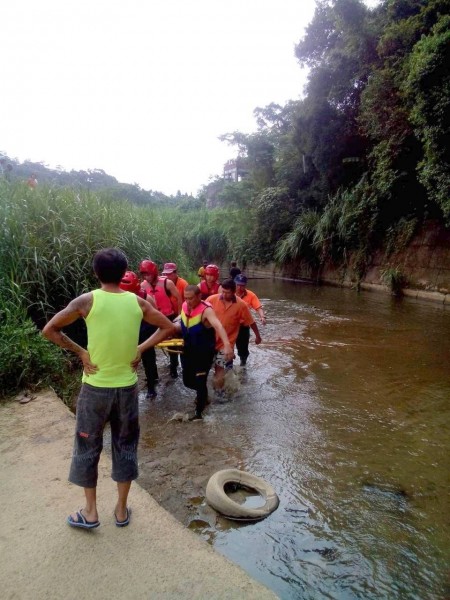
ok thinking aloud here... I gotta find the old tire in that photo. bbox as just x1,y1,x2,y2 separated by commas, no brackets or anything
205,469,279,521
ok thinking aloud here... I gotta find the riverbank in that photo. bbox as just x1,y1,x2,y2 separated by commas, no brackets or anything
0,390,277,600
241,267,450,305
238,220,450,305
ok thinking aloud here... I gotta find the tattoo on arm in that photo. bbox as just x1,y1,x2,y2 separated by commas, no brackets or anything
54,331,84,354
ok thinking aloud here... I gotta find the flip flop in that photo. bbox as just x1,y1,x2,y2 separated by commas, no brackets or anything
67,509,100,529
115,507,131,527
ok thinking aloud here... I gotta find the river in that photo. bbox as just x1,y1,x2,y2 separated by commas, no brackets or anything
136,280,450,599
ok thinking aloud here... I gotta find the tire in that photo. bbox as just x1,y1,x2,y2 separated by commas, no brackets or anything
205,469,279,521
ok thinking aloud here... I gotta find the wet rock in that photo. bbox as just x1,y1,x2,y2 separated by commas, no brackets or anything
166,412,191,423
362,481,410,500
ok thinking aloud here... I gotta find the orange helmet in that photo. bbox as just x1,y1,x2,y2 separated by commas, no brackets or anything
204,264,219,279
139,260,158,276
120,271,141,293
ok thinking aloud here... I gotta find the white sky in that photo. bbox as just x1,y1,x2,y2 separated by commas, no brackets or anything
0,0,379,196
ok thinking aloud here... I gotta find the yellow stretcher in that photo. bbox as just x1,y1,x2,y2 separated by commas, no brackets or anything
156,338,184,353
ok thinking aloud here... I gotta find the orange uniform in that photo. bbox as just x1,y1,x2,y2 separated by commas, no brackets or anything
236,288,262,312
208,294,254,350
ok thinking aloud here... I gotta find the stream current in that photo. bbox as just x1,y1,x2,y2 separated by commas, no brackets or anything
134,280,450,599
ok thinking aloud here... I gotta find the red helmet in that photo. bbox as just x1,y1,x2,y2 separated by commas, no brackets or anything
204,264,219,279
120,271,141,293
139,259,158,276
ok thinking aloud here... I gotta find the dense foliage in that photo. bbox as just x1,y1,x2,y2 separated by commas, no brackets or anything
0,287,71,399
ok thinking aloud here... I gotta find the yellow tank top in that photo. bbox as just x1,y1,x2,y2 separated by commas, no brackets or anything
82,289,143,388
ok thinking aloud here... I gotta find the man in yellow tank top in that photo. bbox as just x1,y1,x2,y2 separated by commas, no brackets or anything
43,248,175,530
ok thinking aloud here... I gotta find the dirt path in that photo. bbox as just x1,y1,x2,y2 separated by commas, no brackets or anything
0,390,277,600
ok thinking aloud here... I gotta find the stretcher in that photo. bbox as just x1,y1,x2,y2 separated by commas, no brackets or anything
156,338,184,354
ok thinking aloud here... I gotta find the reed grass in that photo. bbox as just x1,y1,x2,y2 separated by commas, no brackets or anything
0,179,252,396
0,180,252,322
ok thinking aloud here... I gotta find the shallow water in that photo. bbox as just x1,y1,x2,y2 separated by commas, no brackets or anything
136,280,450,600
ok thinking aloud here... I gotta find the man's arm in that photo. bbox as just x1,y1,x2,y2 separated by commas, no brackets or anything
135,298,177,358
250,321,262,345
250,292,266,325
203,307,234,361
167,279,182,314
256,307,266,326
42,293,97,374
241,301,262,345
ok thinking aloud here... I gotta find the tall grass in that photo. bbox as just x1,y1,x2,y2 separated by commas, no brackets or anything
0,181,189,321
0,180,253,397
274,180,379,279
0,180,254,320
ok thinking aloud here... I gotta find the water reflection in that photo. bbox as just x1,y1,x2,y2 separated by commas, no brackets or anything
136,280,450,600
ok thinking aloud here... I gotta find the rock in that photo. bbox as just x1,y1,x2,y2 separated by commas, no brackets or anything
166,412,191,423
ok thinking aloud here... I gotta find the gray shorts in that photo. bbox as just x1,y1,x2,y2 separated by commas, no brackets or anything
69,383,139,488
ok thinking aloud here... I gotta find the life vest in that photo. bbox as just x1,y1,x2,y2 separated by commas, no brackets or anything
199,280,220,300
180,300,215,351
142,277,174,316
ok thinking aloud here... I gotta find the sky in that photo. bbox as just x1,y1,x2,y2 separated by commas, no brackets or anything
0,1,378,196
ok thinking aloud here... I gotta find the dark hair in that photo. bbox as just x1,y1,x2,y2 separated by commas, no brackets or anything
185,284,201,295
221,278,236,292
230,261,237,267
93,248,128,284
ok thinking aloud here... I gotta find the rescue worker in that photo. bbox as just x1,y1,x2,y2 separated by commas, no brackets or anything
120,271,158,399
119,270,149,300
174,285,233,420
234,274,266,366
139,260,182,380
198,264,220,300
162,262,188,314
197,260,208,281
161,262,188,375
208,279,262,396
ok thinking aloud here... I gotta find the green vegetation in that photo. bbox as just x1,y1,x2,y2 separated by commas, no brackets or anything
0,180,250,323
380,266,407,296
0,288,74,401
0,180,252,399
1,0,449,398
205,0,450,277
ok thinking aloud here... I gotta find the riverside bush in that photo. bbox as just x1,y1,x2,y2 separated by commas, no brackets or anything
0,290,71,399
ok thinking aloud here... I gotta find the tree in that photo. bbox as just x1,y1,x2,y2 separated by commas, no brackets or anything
405,14,450,221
